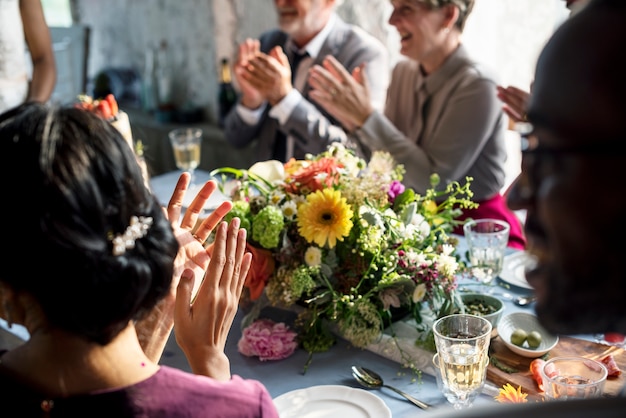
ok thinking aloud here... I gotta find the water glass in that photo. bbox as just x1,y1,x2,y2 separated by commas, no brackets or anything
433,314,492,409
463,219,510,284
168,127,202,185
541,356,607,401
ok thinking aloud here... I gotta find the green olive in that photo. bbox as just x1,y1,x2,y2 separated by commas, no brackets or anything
526,330,542,348
510,328,528,346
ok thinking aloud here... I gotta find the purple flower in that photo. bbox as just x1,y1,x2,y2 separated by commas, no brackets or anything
387,180,405,202
238,319,298,361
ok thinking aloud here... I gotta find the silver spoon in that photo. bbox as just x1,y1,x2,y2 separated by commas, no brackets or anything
514,295,536,306
494,293,536,307
351,365,432,410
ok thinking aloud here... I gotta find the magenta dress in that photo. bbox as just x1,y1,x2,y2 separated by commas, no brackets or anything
0,363,279,417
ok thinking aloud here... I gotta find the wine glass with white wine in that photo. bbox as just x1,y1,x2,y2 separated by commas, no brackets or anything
168,127,202,188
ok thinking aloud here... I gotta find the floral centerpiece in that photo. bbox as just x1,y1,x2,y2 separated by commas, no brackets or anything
211,144,477,369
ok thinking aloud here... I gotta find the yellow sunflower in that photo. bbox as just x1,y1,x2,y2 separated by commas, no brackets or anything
297,188,353,248
494,383,529,404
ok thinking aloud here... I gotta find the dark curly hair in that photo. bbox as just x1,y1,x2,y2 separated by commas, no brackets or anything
0,103,179,345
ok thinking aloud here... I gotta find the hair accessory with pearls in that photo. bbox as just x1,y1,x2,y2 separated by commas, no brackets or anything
111,216,153,256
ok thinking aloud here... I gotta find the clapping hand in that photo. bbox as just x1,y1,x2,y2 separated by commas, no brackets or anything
137,172,245,370
166,173,234,298
496,85,531,124
175,216,251,381
238,45,293,106
234,38,265,110
308,55,373,131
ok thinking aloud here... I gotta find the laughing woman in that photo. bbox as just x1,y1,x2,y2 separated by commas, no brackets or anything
308,0,525,249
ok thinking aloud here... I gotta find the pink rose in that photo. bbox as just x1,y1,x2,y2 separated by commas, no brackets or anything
238,319,298,361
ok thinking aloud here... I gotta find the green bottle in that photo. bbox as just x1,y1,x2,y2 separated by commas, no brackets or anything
218,58,238,128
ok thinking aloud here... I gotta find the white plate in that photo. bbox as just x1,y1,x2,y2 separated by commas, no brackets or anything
273,385,391,418
499,251,537,290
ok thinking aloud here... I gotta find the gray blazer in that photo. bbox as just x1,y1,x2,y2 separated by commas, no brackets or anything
223,15,389,163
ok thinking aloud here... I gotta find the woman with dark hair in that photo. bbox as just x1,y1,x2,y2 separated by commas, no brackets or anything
0,102,279,417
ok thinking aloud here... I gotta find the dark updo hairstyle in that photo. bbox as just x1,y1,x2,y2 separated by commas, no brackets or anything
0,103,179,344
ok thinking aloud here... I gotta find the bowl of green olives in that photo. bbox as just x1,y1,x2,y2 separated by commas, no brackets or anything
498,312,559,358
460,293,505,328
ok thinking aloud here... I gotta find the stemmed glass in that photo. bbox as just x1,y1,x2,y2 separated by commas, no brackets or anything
168,127,202,187
433,314,492,409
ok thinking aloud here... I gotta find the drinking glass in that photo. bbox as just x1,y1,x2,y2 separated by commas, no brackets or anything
168,127,202,186
432,352,490,406
463,219,510,284
540,356,607,401
433,314,492,409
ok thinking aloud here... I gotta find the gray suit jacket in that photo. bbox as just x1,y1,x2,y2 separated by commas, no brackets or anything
223,15,389,164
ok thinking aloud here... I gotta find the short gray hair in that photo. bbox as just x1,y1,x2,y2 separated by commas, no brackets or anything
419,0,475,32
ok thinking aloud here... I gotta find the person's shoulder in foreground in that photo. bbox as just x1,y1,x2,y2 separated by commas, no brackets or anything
140,366,277,416
0,365,276,417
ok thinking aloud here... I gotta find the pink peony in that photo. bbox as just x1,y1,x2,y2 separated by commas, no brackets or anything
238,319,298,361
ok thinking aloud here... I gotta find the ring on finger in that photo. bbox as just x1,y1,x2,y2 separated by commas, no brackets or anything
330,88,337,98
192,234,204,244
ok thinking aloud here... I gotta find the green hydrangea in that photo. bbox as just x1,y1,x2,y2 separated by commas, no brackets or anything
224,200,251,231
252,205,284,249
290,265,317,300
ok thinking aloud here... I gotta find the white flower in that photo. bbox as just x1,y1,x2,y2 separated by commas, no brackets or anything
410,213,430,239
304,246,322,267
436,254,459,277
412,283,427,303
406,249,429,266
289,194,306,206
441,244,455,256
270,190,285,205
328,143,363,176
249,160,285,184
281,200,298,220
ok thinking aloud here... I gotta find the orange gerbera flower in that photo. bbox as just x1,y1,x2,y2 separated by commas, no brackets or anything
494,383,529,403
